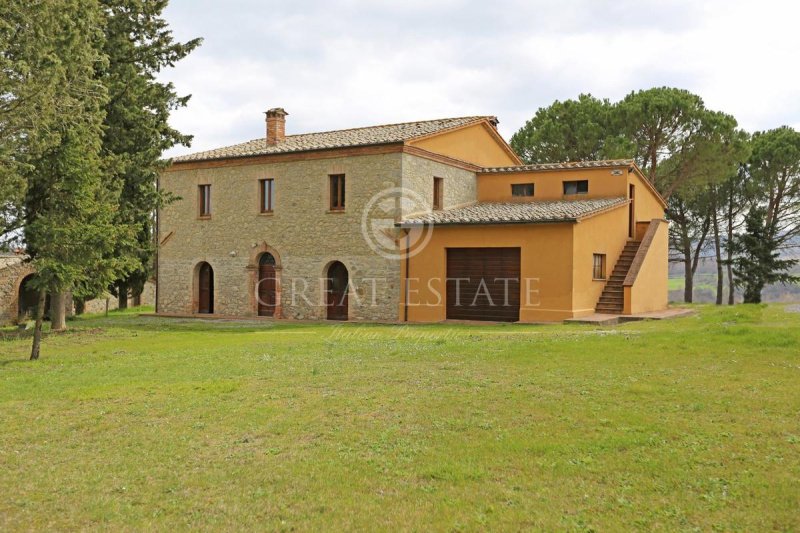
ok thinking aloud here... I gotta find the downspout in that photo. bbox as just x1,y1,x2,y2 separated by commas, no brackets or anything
404,231,410,322
155,175,160,314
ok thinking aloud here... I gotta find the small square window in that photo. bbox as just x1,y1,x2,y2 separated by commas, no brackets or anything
260,178,274,212
198,184,211,217
511,183,534,197
593,253,606,280
563,180,589,195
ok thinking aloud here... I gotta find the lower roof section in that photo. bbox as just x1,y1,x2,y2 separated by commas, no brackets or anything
399,197,627,227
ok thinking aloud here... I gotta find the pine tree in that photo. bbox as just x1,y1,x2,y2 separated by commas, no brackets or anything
0,1,79,245
97,0,201,307
729,206,798,304
21,0,136,359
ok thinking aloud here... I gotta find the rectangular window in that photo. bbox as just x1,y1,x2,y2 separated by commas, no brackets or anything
198,184,211,217
260,178,274,213
511,183,535,197
433,177,444,210
329,174,345,211
593,253,606,279
563,180,589,195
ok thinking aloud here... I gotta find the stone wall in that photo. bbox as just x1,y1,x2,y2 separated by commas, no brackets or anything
81,281,156,315
0,255,156,324
0,255,35,325
157,153,406,320
400,153,477,216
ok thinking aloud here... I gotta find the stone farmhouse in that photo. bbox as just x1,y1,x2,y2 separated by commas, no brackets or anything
157,109,668,322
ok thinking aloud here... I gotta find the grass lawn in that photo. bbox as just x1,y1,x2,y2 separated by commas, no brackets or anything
1,305,799,531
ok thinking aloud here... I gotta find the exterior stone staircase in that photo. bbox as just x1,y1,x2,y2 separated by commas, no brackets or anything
595,240,641,314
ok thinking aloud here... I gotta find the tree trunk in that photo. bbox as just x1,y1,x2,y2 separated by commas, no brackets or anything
75,299,86,315
117,281,128,310
726,191,736,305
711,198,723,305
687,216,711,304
30,289,47,361
132,292,141,307
683,253,693,303
726,257,735,304
50,291,67,331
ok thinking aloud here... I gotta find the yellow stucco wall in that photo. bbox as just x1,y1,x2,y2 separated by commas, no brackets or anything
401,223,579,323
627,171,665,223
477,166,665,220
571,205,630,316
409,122,519,168
477,167,629,202
624,220,669,314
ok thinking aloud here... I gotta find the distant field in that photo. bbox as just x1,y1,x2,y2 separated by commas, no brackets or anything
1,306,799,531
669,273,718,292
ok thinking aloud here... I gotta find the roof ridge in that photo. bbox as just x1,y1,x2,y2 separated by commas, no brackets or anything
171,115,493,163
482,159,634,171
232,115,490,145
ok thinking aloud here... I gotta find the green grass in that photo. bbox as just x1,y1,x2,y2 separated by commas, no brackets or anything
1,305,799,531
668,273,718,292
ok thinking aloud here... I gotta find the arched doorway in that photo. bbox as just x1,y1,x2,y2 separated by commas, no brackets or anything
257,253,277,317
326,261,349,321
197,262,214,314
17,274,47,321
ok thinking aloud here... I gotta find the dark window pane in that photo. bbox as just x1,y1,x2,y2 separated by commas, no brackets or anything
511,183,534,197
563,180,588,195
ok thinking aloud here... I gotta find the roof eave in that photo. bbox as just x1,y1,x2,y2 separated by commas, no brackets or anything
167,140,406,166
396,218,579,228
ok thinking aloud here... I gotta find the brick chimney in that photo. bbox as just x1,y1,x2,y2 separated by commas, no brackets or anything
265,108,288,145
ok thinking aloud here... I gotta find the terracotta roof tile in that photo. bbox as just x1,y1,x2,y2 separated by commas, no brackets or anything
400,197,627,226
481,159,635,173
172,116,492,163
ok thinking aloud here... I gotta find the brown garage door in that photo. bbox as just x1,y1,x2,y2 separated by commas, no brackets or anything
446,248,520,322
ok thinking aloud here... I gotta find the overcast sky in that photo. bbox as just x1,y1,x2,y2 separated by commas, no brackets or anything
160,0,800,158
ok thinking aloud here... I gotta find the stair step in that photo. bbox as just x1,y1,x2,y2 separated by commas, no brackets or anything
596,307,622,314
594,242,641,313
601,289,623,296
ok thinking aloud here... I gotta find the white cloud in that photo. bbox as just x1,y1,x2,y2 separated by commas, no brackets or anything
159,0,800,156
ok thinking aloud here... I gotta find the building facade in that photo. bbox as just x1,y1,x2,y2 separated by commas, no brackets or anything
157,110,668,322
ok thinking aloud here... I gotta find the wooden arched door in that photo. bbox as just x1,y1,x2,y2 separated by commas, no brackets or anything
257,253,277,317
197,262,214,314
326,261,348,321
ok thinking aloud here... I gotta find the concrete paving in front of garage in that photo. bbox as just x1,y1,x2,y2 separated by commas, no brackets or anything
564,307,695,325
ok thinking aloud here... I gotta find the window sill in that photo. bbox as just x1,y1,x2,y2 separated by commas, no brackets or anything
592,277,607,282
197,215,211,220
259,211,274,217
327,209,346,214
